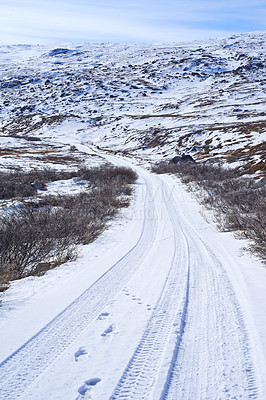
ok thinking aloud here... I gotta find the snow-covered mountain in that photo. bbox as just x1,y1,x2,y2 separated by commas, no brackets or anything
0,31,265,175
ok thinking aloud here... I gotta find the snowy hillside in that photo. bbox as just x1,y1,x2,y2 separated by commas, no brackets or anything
0,32,266,400
0,31,265,175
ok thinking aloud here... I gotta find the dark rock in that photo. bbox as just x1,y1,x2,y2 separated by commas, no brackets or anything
171,156,181,164
180,154,196,163
31,180,45,190
171,154,196,164
2,80,22,89
49,48,75,56
25,136,41,142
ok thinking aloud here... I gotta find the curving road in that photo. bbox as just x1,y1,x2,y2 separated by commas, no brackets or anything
110,172,259,400
0,150,262,400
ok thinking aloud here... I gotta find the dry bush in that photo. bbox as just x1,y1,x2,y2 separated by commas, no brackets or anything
78,164,138,186
0,164,138,284
151,161,181,175
0,168,80,200
0,180,36,199
0,165,137,201
0,206,78,280
152,161,266,262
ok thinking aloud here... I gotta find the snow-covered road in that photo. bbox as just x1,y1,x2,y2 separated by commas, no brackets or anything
0,154,266,400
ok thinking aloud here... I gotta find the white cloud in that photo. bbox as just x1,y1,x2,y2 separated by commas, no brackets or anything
0,0,265,44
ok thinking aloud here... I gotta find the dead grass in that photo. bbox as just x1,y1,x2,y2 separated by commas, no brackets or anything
35,154,81,164
0,146,62,157
0,142,85,171
1,113,79,136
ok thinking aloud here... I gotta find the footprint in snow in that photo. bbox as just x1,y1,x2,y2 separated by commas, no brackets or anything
74,347,88,362
101,324,115,337
97,312,109,320
76,378,101,399
131,295,143,304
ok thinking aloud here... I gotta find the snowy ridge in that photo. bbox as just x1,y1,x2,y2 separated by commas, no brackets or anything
0,31,265,175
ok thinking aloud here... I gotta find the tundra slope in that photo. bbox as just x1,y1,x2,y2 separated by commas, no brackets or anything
0,31,265,174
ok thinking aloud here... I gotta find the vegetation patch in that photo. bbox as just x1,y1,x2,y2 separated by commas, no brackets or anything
152,161,265,263
0,168,80,200
0,143,86,171
1,113,79,136
0,164,137,286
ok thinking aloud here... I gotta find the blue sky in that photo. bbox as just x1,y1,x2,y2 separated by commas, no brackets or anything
0,0,265,44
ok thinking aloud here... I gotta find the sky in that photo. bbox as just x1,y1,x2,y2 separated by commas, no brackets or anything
0,0,265,45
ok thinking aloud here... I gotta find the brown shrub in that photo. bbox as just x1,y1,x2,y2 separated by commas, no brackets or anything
152,161,265,262
0,168,80,200
0,164,138,285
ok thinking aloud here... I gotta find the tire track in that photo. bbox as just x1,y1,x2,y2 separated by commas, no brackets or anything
0,176,158,400
110,172,259,400
159,176,259,400
110,181,190,400
0,158,260,400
